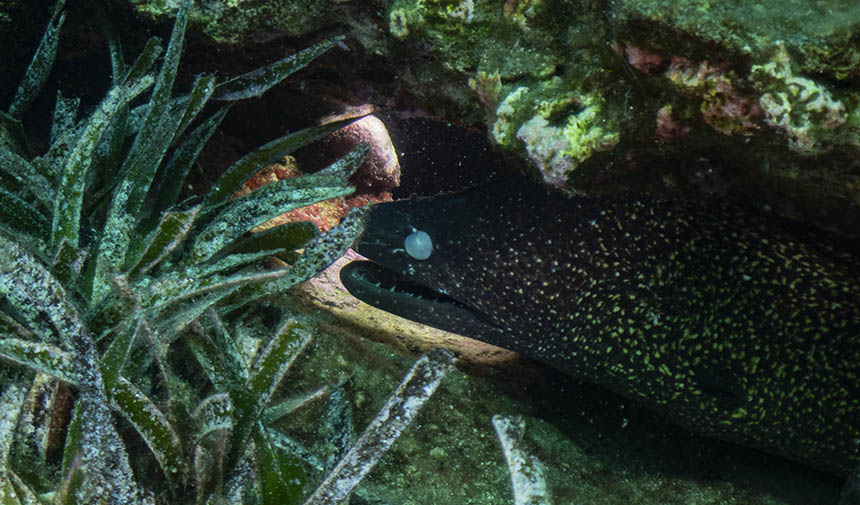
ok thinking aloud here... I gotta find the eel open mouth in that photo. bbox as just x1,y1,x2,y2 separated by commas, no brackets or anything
340,259,467,310
339,259,502,337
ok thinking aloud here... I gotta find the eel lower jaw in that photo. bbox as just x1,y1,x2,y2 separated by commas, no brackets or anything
339,259,501,337
340,259,466,309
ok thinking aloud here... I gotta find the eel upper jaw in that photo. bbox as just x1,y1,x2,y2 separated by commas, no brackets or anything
339,259,503,338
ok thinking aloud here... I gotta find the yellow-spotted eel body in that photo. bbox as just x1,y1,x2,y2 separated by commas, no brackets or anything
341,173,860,478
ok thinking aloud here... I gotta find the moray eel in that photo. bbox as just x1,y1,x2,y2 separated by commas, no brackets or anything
340,172,860,477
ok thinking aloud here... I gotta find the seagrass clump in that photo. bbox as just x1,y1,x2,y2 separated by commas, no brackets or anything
0,0,377,502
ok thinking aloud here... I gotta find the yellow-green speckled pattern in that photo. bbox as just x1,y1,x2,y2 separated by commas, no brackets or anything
346,174,860,476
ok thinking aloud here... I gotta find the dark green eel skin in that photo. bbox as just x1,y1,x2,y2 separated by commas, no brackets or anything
340,172,860,478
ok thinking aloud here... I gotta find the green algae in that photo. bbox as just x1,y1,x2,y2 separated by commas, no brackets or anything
493,78,622,184
129,0,335,44
615,0,860,79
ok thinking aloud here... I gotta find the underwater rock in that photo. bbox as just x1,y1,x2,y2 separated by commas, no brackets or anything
117,0,860,239
299,112,401,195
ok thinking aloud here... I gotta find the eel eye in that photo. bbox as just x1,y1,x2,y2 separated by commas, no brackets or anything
404,230,433,260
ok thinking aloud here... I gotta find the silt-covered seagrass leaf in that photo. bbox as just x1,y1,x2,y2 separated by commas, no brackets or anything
212,36,344,102
110,375,184,490
3,470,41,505
317,142,369,179
138,263,286,316
0,235,141,504
0,384,25,466
253,422,305,505
50,90,80,146
0,113,30,159
0,234,80,348
0,338,80,385
192,393,233,446
189,174,353,264
39,127,80,185
130,317,187,407
122,37,163,86
51,239,87,288
41,38,158,187
97,6,126,83
207,309,250,384
233,206,368,306
0,142,55,211
51,74,155,254
228,320,312,468
92,0,193,305
261,386,329,427
90,99,131,187
100,318,142,392
8,373,60,494
492,415,551,505
146,284,242,341
190,142,365,269
247,321,312,415
188,312,312,475
184,315,244,396
151,107,229,217
195,249,288,283
0,311,36,342
126,205,200,276
173,73,217,142
7,0,67,119
303,348,456,505
0,384,40,505
225,220,318,259
109,0,191,221
202,117,358,209
57,409,86,505
0,187,49,245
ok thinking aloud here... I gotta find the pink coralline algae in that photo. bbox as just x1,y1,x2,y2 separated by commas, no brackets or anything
655,105,691,141
664,57,762,136
625,43,852,155
624,45,666,74
622,46,765,137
